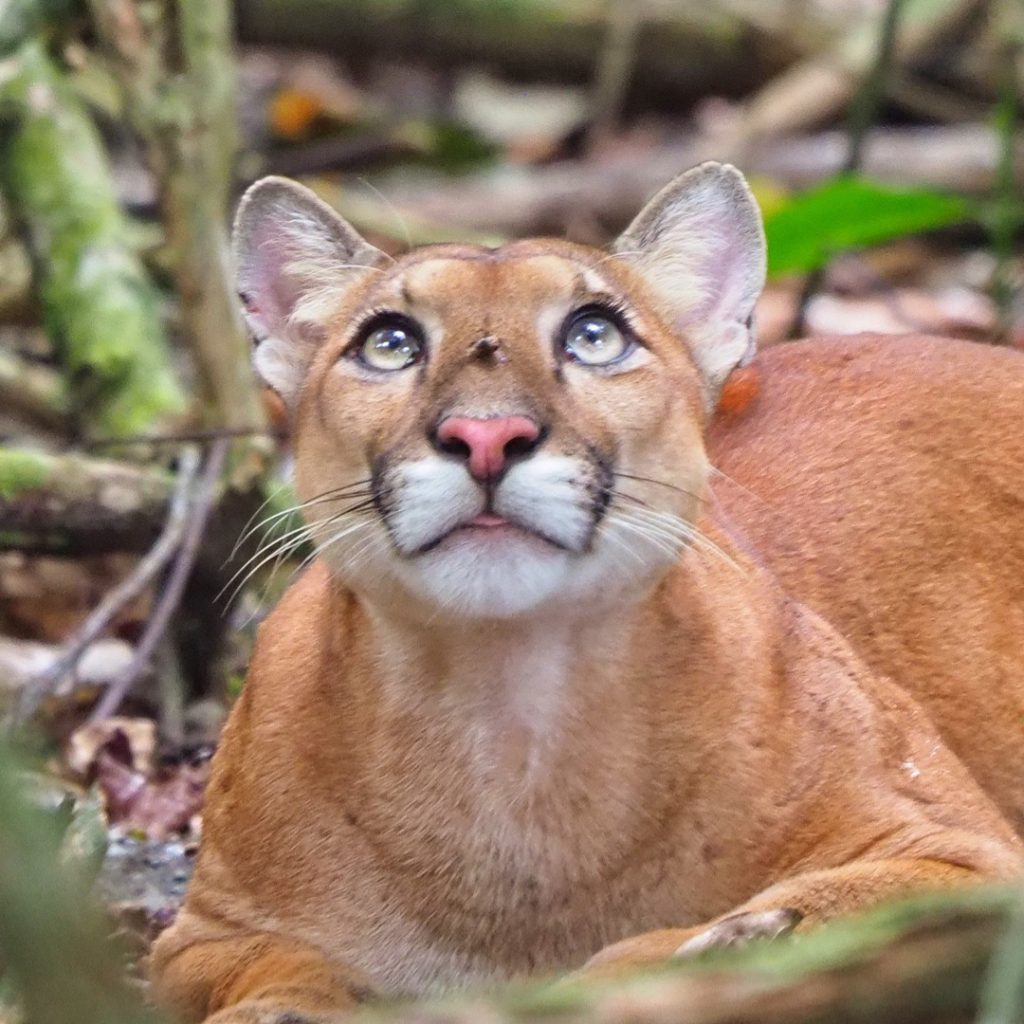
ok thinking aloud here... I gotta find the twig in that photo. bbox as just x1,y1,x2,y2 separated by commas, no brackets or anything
586,0,643,154
87,438,229,724
9,447,200,729
789,0,907,338
85,425,286,449
988,0,1022,340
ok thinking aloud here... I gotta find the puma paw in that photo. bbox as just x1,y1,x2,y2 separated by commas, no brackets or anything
674,907,802,957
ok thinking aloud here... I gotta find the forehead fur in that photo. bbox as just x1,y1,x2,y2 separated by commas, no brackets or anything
335,240,648,326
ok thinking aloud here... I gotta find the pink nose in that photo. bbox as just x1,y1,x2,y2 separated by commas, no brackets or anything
436,415,541,482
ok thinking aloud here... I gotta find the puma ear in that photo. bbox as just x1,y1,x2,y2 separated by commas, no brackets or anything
613,162,766,406
233,176,384,409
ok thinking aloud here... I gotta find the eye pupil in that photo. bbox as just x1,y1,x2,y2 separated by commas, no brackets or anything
359,320,423,370
563,312,629,366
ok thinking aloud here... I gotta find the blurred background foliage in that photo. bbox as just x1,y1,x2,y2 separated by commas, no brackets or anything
0,0,1021,1020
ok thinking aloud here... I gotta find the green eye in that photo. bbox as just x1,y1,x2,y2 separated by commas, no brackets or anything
562,312,630,366
359,320,424,371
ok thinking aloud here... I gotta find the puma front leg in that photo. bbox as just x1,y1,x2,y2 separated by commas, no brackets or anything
150,916,377,1024
579,857,979,979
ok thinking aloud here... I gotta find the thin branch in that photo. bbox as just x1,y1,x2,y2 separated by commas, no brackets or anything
10,447,201,729
988,0,1022,340
87,438,229,724
789,0,907,338
85,426,286,449
586,0,643,154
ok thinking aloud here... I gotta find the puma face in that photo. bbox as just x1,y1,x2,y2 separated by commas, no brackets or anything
234,165,765,619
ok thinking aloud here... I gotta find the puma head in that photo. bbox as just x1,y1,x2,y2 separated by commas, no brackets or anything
234,164,766,619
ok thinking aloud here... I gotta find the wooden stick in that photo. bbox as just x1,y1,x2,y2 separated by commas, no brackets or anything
790,0,908,337
88,438,228,723
10,448,200,728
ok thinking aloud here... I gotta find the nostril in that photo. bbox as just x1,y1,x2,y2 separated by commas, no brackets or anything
437,434,472,460
503,432,539,461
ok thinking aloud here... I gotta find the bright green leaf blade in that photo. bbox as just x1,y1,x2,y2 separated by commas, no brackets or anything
764,177,971,278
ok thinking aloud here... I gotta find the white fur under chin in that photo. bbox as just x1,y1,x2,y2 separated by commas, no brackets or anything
398,532,575,617
317,453,683,620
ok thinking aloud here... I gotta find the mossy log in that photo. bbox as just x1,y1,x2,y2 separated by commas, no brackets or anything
0,40,185,437
355,888,1024,1024
0,447,173,554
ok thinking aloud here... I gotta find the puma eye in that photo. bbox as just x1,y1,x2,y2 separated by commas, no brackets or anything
562,311,630,366
357,318,424,372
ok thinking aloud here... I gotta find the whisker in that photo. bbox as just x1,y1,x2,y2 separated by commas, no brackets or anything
220,496,378,605
611,506,743,575
625,507,743,574
708,465,777,514
610,515,681,562
238,489,375,553
228,479,374,562
228,483,289,563
595,520,648,567
608,488,654,509
219,519,315,603
357,178,411,255
613,472,707,503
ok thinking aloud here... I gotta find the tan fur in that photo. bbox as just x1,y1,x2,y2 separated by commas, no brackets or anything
151,180,1024,1023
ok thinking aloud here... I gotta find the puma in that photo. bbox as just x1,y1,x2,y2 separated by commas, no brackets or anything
151,164,1024,1024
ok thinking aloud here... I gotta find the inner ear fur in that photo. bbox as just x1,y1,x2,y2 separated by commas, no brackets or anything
233,176,385,410
613,162,766,407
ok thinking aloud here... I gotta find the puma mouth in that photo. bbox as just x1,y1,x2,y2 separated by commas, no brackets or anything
411,514,571,556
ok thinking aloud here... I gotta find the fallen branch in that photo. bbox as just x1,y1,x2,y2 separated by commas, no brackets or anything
371,125,1023,240
235,0,793,110
0,636,133,712
88,438,228,723
10,447,199,727
0,448,174,555
726,0,984,150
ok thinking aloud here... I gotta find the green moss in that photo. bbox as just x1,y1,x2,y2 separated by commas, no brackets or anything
0,40,185,437
0,450,50,500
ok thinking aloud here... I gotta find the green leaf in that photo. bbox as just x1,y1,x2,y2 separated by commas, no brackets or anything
764,176,971,278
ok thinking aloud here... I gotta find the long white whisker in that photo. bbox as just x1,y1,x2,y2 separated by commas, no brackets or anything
357,178,411,254
222,526,314,607
218,518,317,602
596,521,648,567
622,507,742,573
228,483,289,563
609,513,682,562
231,483,374,557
